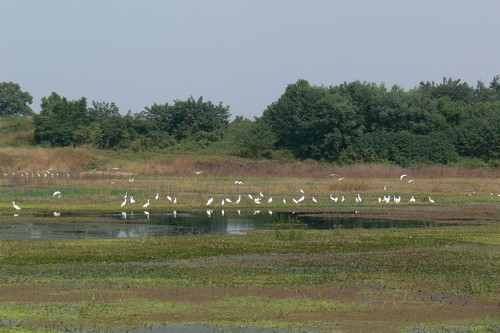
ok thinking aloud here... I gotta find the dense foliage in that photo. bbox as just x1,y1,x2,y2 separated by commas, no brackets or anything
262,77,500,165
1,76,499,166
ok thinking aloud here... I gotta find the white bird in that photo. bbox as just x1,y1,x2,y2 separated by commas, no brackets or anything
297,195,305,202
356,194,362,203
173,197,177,204
254,197,262,204
155,193,159,200
206,197,214,206
248,194,253,200
400,174,408,180
259,191,264,197
408,179,415,183
124,192,128,199
393,196,401,203
225,198,233,203
312,197,317,203
221,198,225,206
428,197,435,204
299,189,305,194
166,195,172,202
142,199,150,208
53,191,62,198
282,197,286,204
53,211,61,217
12,201,21,210
120,198,127,208
267,197,273,203
194,170,204,175
338,177,345,181
144,211,150,219
292,198,298,204
341,195,345,202
129,196,135,204
235,195,241,204
128,177,134,182
409,196,416,203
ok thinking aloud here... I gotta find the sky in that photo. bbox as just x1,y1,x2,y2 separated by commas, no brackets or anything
2,0,500,119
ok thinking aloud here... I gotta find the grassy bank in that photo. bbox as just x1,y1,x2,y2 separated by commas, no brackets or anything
0,225,499,332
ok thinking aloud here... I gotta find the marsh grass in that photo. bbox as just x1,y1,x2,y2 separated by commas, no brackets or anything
0,225,498,332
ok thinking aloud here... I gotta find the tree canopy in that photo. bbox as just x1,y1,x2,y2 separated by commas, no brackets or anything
3,76,499,166
0,82,33,117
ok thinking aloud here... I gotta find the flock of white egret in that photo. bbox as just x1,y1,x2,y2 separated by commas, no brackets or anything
6,171,499,217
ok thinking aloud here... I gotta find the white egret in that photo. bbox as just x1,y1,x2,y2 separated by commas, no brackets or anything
120,198,127,208
124,192,128,199
394,196,401,203
194,170,204,175
267,197,273,203
53,212,61,217
225,198,233,203
400,174,408,180
338,177,344,181
409,196,416,203
12,201,21,210
235,195,241,204
428,197,435,203
300,189,305,194
282,197,286,204
142,199,150,208
292,198,298,204
173,197,177,204
53,191,62,198
155,193,159,200
129,196,135,204
254,197,262,204
167,195,172,202
206,197,214,206
259,191,264,197
312,197,317,203
297,195,305,202
408,179,415,183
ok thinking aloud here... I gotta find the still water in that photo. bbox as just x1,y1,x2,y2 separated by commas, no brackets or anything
0,209,438,240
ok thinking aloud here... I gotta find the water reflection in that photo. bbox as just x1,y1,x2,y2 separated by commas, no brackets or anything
0,210,440,240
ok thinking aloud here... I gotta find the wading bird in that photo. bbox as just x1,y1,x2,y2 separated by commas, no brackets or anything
12,201,21,210
206,197,214,206
428,197,435,203
142,199,150,208
53,191,61,198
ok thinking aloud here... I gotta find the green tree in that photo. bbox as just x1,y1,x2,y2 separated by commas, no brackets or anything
0,82,33,117
142,96,231,142
33,93,89,146
233,117,277,159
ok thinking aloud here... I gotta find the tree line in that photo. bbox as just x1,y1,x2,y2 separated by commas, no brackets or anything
0,76,499,166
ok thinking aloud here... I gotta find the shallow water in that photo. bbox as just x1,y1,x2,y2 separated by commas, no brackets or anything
0,209,442,240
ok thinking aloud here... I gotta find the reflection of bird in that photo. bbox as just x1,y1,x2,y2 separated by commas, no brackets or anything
53,191,62,198
12,201,21,210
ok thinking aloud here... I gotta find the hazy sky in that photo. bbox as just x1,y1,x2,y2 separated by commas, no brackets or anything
2,1,499,119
